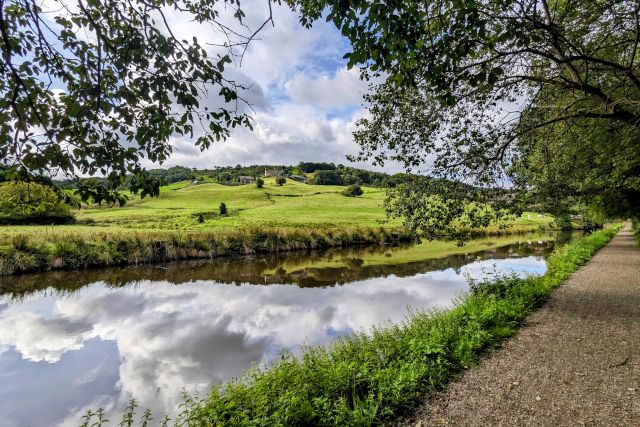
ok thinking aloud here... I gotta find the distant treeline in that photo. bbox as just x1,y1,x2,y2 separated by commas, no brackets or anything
1,163,413,190
142,163,413,187
309,166,409,187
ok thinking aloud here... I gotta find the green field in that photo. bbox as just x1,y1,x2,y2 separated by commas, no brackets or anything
0,179,555,276
0,178,552,236
81,178,393,230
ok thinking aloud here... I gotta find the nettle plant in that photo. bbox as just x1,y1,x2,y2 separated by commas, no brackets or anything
0,0,275,205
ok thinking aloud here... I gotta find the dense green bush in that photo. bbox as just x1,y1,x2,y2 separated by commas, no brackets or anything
219,202,228,216
553,214,573,230
343,184,364,197
275,177,286,186
256,178,264,188
0,181,75,224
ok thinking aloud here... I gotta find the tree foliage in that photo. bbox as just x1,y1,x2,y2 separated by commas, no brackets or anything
1,0,272,205
298,162,336,173
147,166,196,186
512,86,640,219
310,169,343,185
0,181,74,223
290,0,640,231
385,178,514,239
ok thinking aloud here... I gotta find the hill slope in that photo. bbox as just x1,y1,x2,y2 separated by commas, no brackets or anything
0,178,552,236
76,178,396,230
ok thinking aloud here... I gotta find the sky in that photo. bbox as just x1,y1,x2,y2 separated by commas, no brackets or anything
154,1,397,172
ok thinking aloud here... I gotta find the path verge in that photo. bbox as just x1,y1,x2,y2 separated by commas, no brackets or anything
399,224,638,426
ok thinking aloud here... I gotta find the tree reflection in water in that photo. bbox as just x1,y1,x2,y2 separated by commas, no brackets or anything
0,231,576,427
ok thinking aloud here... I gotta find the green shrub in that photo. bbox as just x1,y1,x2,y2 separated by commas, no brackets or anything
275,177,286,186
0,181,75,224
553,214,573,230
219,202,228,216
343,184,364,197
256,178,264,188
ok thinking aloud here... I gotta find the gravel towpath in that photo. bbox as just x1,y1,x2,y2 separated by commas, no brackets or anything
399,225,640,426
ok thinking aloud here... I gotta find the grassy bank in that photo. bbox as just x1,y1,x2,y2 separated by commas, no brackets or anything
96,226,616,426
0,232,563,296
0,227,413,276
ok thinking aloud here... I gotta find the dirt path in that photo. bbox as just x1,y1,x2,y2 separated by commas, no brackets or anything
399,224,640,426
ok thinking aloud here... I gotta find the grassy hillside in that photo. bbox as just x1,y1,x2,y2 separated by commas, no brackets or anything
76,178,392,230
0,178,553,238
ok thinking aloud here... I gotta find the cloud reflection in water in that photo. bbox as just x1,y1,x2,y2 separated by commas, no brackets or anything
0,255,546,427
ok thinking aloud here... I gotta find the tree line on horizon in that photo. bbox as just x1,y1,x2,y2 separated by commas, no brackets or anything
130,163,411,188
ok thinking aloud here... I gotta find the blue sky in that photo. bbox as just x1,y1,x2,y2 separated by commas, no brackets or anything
34,0,396,173
155,1,398,172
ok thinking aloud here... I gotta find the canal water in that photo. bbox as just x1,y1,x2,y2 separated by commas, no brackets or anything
0,232,574,426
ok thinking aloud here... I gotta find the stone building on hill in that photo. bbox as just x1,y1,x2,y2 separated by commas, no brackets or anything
264,167,285,177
